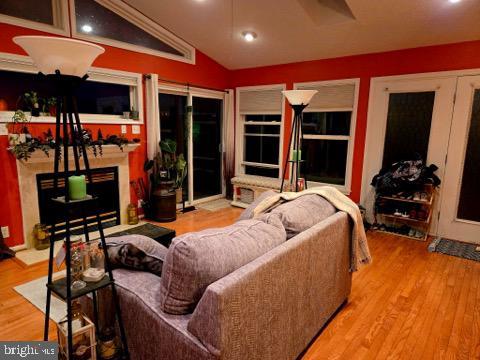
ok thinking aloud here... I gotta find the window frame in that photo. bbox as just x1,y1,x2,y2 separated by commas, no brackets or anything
69,0,196,64
0,0,70,36
0,52,144,124
293,78,360,194
235,84,286,179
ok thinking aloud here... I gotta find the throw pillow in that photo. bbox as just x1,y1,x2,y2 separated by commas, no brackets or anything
270,194,337,239
105,235,167,276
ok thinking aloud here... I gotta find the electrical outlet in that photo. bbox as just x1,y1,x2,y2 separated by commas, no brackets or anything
1,226,10,238
121,125,127,134
0,123,7,136
131,125,141,134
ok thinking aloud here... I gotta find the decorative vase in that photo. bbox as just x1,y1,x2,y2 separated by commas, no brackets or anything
31,106,40,117
127,203,139,225
175,188,183,203
150,187,176,222
33,223,50,250
129,110,139,120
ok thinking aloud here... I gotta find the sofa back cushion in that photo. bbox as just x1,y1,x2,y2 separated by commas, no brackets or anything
159,215,286,314
271,194,337,239
237,190,277,221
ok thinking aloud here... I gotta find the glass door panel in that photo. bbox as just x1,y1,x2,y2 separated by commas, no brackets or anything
383,92,435,167
192,96,223,200
439,76,480,243
159,93,188,201
456,89,480,222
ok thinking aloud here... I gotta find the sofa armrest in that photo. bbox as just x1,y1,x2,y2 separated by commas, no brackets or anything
187,212,352,360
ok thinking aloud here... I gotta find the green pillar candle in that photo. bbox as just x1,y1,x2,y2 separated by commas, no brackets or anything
291,149,302,161
68,175,87,200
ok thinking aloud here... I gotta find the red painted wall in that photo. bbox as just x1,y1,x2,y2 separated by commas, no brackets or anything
3,18,480,248
229,40,480,203
0,23,229,247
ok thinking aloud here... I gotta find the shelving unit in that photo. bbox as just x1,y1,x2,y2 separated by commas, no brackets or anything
373,184,435,242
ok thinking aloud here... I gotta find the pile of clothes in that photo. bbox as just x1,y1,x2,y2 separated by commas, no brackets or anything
371,158,441,196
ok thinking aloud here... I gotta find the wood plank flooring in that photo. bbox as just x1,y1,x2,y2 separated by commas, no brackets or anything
1,206,479,359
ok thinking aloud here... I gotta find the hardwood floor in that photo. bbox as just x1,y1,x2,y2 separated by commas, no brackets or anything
1,206,479,359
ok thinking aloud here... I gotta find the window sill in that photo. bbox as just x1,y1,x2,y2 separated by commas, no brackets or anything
0,111,144,125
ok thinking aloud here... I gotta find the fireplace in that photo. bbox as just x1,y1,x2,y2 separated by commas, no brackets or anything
14,143,138,249
37,167,120,240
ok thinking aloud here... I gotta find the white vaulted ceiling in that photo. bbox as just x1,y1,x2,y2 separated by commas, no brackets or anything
124,0,480,69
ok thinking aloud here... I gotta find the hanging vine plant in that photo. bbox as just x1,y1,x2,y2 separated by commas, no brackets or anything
8,127,140,162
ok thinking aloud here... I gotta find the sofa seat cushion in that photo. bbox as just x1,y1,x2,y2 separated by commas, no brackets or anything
270,194,337,239
159,216,287,315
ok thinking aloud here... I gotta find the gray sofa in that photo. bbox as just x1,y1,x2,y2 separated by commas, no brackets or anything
113,196,352,360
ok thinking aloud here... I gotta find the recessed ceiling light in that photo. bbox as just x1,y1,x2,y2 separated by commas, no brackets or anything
242,31,257,42
448,0,461,3
81,24,93,33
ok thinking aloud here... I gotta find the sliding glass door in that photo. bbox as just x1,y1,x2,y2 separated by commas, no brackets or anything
159,93,189,201
192,96,223,200
159,92,224,204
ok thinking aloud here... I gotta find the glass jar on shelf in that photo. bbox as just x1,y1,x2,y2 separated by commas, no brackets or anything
82,242,105,283
70,238,87,290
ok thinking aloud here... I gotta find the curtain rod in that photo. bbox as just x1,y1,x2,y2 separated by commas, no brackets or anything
144,74,229,94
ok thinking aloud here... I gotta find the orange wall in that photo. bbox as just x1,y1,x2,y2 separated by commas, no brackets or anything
229,40,480,203
0,23,229,247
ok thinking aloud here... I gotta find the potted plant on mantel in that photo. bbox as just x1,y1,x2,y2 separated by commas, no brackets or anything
23,91,40,117
144,139,186,222
7,110,30,146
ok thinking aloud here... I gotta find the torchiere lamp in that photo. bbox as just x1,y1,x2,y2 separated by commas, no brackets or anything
13,36,129,359
280,90,317,192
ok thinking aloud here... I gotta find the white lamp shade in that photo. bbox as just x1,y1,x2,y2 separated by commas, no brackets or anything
13,36,105,77
282,90,318,106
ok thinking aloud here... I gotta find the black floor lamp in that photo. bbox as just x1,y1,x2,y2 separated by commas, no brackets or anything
14,36,129,359
280,90,318,192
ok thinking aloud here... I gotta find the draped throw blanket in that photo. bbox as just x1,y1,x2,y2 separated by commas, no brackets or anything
253,186,372,271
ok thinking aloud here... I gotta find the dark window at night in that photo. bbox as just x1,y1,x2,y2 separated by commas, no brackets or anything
242,114,281,178
0,70,131,116
75,0,183,57
301,111,353,186
76,82,130,115
303,139,348,185
303,111,351,136
245,166,279,178
0,0,56,26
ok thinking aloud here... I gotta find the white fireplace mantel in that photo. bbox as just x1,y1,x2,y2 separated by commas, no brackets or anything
17,143,140,164
15,143,140,249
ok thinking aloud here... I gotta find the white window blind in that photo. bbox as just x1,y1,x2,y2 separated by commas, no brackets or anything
239,88,283,114
297,83,356,111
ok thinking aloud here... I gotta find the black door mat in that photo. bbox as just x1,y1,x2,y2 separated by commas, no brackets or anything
428,238,480,262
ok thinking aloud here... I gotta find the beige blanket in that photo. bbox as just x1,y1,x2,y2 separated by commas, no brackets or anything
253,186,372,271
